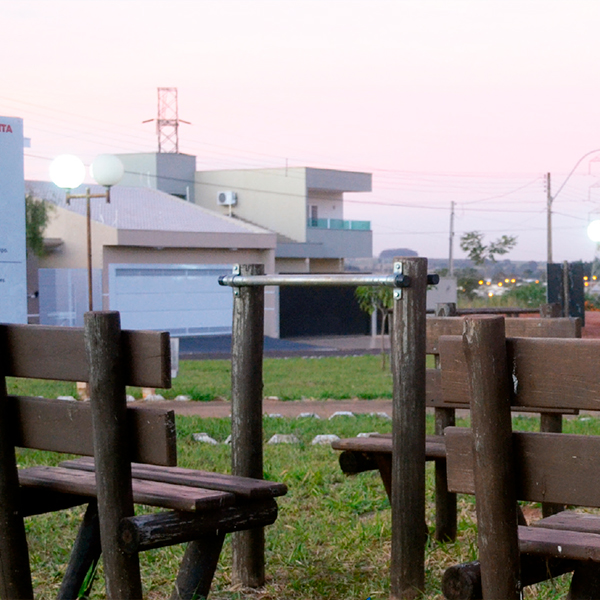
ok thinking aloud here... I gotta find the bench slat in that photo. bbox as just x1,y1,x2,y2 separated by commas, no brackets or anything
19,467,235,512
59,457,288,499
331,435,446,460
425,317,579,354
446,427,600,507
441,337,600,410
10,397,176,466
534,512,600,536
1,324,170,388
519,525,600,562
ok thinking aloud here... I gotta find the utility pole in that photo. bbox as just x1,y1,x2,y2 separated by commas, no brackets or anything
448,201,455,276
546,173,553,264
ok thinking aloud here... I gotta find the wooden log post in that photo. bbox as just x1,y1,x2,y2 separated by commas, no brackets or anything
0,364,34,599
231,264,266,588
390,257,428,599
464,316,520,600
84,311,143,599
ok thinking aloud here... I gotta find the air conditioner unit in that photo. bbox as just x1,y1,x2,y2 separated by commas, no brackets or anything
217,191,237,206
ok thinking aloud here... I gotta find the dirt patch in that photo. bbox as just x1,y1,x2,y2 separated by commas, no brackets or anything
136,397,393,419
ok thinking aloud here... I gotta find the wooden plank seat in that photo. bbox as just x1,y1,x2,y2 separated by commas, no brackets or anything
441,316,600,600
332,315,581,542
0,314,287,600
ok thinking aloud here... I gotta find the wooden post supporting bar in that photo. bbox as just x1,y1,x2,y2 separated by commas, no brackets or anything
85,311,143,599
231,264,266,587
390,257,428,599
0,364,34,599
464,316,520,600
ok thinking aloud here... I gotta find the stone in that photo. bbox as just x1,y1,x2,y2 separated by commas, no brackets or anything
192,432,219,445
311,434,340,445
144,394,165,402
297,412,321,419
328,411,355,419
267,434,300,445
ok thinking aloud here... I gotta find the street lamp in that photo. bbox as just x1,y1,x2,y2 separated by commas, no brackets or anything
546,148,600,264
50,154,124,311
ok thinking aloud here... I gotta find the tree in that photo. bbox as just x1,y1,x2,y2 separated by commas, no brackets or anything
460,231,517,276
25,194,54,257
355,285,393,370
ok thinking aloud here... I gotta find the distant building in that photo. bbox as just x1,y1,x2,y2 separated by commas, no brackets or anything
26,181,278,337
194,166,373,274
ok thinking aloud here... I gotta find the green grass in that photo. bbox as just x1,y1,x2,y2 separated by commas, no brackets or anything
16,412,597,599
8,354,425,402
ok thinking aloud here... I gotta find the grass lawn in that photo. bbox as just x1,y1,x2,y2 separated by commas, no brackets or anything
16,411,596,599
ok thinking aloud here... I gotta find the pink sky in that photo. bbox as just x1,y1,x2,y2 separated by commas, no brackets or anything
3,0,600,263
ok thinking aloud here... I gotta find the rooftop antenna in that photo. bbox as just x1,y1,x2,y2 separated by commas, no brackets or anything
142,87,190,153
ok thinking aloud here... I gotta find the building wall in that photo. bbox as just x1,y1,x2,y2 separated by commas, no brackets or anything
195,168,307,242
40,205,118,270
117,154,158,189
306,190,344,221
117,153,196,202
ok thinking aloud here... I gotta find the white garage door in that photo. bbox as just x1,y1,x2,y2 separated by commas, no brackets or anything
108,264,233,336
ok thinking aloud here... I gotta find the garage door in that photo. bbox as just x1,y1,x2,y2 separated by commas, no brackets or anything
108,264,233,336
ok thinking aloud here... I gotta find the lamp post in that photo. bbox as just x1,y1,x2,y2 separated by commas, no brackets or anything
546,148,600,264
50,154,124,312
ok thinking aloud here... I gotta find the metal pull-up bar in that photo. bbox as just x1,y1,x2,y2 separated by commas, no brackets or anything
219,263,439,299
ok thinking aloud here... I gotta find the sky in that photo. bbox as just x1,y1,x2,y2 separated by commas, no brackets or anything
3,0,600,264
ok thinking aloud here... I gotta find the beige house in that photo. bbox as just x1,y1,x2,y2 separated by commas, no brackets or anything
27,181,278,336
194,167,372,273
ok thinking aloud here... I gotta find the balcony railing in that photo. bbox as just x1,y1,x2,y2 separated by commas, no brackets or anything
307,218,370,231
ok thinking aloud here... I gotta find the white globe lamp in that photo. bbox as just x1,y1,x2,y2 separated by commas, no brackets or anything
588,220,600,243
49,155,85,190
90,154,124,187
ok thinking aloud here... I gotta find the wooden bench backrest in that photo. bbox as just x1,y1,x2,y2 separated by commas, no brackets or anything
440,336,600,411
425,316,580,354
1,323,176,466
446,428,600,508
425,317,580,408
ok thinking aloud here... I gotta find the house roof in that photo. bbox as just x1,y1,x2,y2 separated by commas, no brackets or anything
26,181,272,236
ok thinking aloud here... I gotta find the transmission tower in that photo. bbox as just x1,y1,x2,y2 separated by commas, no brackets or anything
143,87,189,153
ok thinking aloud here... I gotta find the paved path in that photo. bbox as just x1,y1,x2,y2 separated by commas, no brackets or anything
138,397,393,419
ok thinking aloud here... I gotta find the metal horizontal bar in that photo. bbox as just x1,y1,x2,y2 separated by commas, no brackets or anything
218,273,411,288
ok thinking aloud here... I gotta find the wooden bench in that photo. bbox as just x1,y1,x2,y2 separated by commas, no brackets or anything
332,315,580,542
0,312,286,600
441,316,600,600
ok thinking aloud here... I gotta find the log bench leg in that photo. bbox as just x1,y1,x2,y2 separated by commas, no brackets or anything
57,501,102,600
435,407,457,542
171,533,226,600
567,562,600,600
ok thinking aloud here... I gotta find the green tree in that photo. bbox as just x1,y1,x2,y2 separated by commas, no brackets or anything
25,194,54,257
460,231,517,277
355,285,393,370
